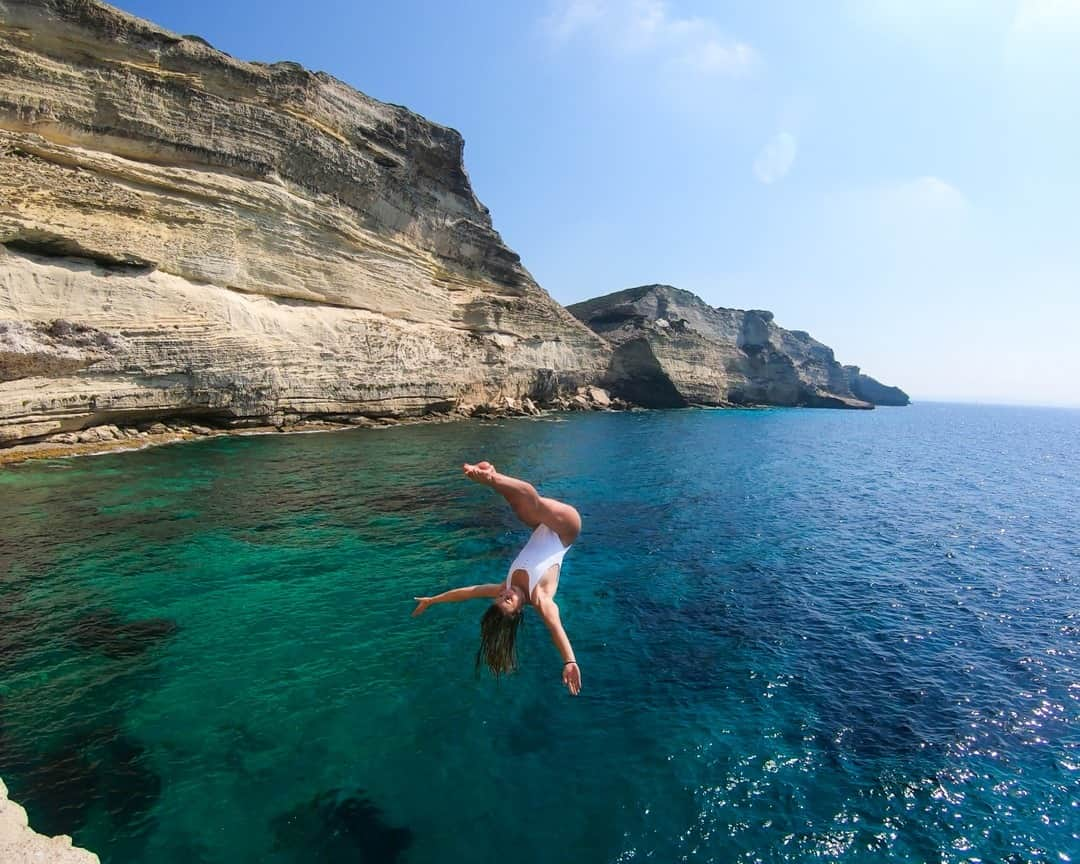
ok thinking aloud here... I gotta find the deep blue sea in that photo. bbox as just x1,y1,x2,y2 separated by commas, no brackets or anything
0,403,1077,864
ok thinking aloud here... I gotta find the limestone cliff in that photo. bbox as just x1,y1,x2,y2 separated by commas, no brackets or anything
0,0,608,445
568,285,908,409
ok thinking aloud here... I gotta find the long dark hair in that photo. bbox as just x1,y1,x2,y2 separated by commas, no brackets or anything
476,604,524,678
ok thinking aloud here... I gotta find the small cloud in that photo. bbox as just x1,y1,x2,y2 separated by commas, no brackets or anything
753,133,798,185
884,176,968,212
622,0,667,50
682,32,757,75
541,0,757,77
824,175,968,218
542,0,605,42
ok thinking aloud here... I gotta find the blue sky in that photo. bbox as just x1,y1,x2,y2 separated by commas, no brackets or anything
111,0,1079,406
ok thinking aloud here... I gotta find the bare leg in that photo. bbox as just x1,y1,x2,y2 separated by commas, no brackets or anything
463,462,581,546
464,462,540,526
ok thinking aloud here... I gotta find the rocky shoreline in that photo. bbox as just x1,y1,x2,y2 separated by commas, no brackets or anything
0,385,632,466
0,779,99,864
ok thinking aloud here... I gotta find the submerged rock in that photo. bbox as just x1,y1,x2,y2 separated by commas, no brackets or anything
7,744,97,838
0,604,35,673
272,788,413,863
70,610,179,658
96,733,161,827
1,725,160,849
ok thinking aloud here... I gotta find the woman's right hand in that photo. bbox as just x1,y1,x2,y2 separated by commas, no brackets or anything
412,597,433,617
562,661,582,696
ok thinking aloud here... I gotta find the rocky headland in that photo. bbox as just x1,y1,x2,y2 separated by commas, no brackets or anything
0,0,906,464
569,285,909,410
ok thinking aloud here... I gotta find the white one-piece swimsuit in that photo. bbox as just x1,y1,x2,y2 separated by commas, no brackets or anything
506,524,572,596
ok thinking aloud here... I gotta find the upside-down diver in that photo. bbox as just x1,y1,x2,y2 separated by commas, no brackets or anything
411,461,583,695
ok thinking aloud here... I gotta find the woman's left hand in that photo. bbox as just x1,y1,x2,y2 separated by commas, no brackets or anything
562,661,582,696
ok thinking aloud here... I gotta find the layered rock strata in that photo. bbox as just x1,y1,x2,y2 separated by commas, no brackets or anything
0,778,99,864
568,285,908,409
0,0,608,447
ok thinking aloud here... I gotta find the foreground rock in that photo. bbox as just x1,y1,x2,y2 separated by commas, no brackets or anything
0,778,99,863
0,0,607,448
569,285,908,409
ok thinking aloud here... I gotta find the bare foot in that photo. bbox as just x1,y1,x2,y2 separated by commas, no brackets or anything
463,461,496,485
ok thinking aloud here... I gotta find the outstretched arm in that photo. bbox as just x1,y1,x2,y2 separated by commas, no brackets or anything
535,597,582,695
412,584,501,616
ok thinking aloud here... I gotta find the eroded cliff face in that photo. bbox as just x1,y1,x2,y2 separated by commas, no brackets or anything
568,285,908,409
0,0,608,444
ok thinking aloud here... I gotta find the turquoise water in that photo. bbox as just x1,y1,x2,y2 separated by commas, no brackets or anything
0,404,1077,863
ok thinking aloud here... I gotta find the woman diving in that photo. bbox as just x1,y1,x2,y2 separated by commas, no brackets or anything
411,461,583,696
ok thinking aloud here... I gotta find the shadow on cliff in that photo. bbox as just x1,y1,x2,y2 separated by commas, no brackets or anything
604,338,687,409
3,237,156,274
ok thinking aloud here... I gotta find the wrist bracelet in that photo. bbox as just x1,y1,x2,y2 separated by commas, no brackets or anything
564,660,577,666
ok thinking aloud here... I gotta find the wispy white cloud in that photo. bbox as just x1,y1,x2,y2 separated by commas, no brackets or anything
878,176,968,214
542,0,757,77
753,132,798,185
806,176,974,298
822,176,971,252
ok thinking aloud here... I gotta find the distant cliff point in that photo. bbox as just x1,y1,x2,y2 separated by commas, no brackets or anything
569,284,909,409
